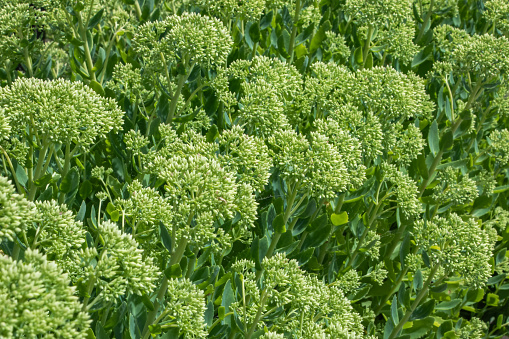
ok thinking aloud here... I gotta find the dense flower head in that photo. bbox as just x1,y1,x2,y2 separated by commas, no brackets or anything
0,2,47,64
431,167,479,206
217,125,273,191
268,129,350,199
412,214,498,288
189,0,265,21
387,123,425,166
0,176,37,242
78,221,159,302
434,26,509,81
133,12,232,69
162,278,207,338
236,80,289,136
382,163,421,217
484,0,509,32
0,249,90,338
343,0,412,27
231,254,368,337
0,78,124,149
488,128,509,165
31,200,87,280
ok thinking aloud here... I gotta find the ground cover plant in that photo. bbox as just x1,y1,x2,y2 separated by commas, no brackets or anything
1,0,509,338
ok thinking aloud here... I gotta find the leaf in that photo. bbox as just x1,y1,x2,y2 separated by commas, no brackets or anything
486,293,500,306
354,47,363,64
159,222,172,253
402,317,434,338
89,80,105,96
164,264,182,279
435,299,461,310
391,295,399,325
251,236,269,270
76,201,86,222
87,9,104,30
260,10,273,30
278,28,291,58
331,211,348,226
249,22,260,44
221,281,235,325
288,247,314,266
59,167,80,193
15,162,28,187
410,299,434,320
301,223,331,250
273,213,286,233
428,120,439,157
400,233,411,268
310,20,330,53
413,270,423,290
411,48,431,68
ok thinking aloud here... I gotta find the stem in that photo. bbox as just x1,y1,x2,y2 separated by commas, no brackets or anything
58,143,73,204
287,0,302,65
245,289,269,339
142,237,189,338
0,147,23,194
265,184,298,259
418,149,443,196
388,264,440,339
362,26,374,68
28,142,49,201
134,0,143,20
250,42,258,60
17,28,34,77
77,13,97,82
166,62,195,123
416,0,434,43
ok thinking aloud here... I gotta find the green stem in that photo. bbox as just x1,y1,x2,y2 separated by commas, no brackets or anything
416,0,434,43
142,237,189,338
245,289,269,339
362,26,374,69
287,0,302,64
1,147,23,195
28,142,49,201
388,264,440,339
77,13,97,82
134,0,142,20
166,62,195,123
18,28,34,77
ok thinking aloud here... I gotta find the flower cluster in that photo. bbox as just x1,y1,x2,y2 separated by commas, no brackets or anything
0,176,37,242
412,214,497,288
431,167,479,206
77,221,159,302
0,249,90,338
0,78,124,149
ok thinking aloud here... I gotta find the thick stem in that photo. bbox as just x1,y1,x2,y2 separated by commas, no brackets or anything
416,0,434,43
388,264,440,339
28,142,49,201
287,0,302,64
245,289,269,339
1,147,23,194
77,13,97,82
166,62,195,123
362,26,374,68
142,237,189,338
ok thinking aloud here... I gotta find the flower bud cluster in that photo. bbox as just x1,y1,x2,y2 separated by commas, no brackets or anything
0,249,90,338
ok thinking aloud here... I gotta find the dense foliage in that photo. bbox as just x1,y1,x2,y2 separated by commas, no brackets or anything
1,0,509,338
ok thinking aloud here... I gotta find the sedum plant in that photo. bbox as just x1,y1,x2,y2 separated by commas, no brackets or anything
1,0,509,338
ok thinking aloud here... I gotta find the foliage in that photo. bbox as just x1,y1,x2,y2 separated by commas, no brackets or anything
1,0,509,338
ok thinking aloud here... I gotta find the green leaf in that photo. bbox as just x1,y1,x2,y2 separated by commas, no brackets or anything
410,299,434,320
411,48,431,68
302,223,331,249
87,9,104,30
278,29,291,58
413,270,423,290
402,317,434,338
428,120,439,157
260,10,273,30
159,222,172,253
251,236,269,270
221,281,235,325
89,80,105,96
310,20,330,53
331,211,348,226
288,247,314,265
249,22,260,44
440,131,453,151
273,213,286,233
15,163,28,187
435,299,461,310
437,320,454,339
76,201,86,222
59,167,80,193
391,295,399,325
164,264,182,279
486,293,500,306
141,294,155,312
106,202,120,222
354,47,363,64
